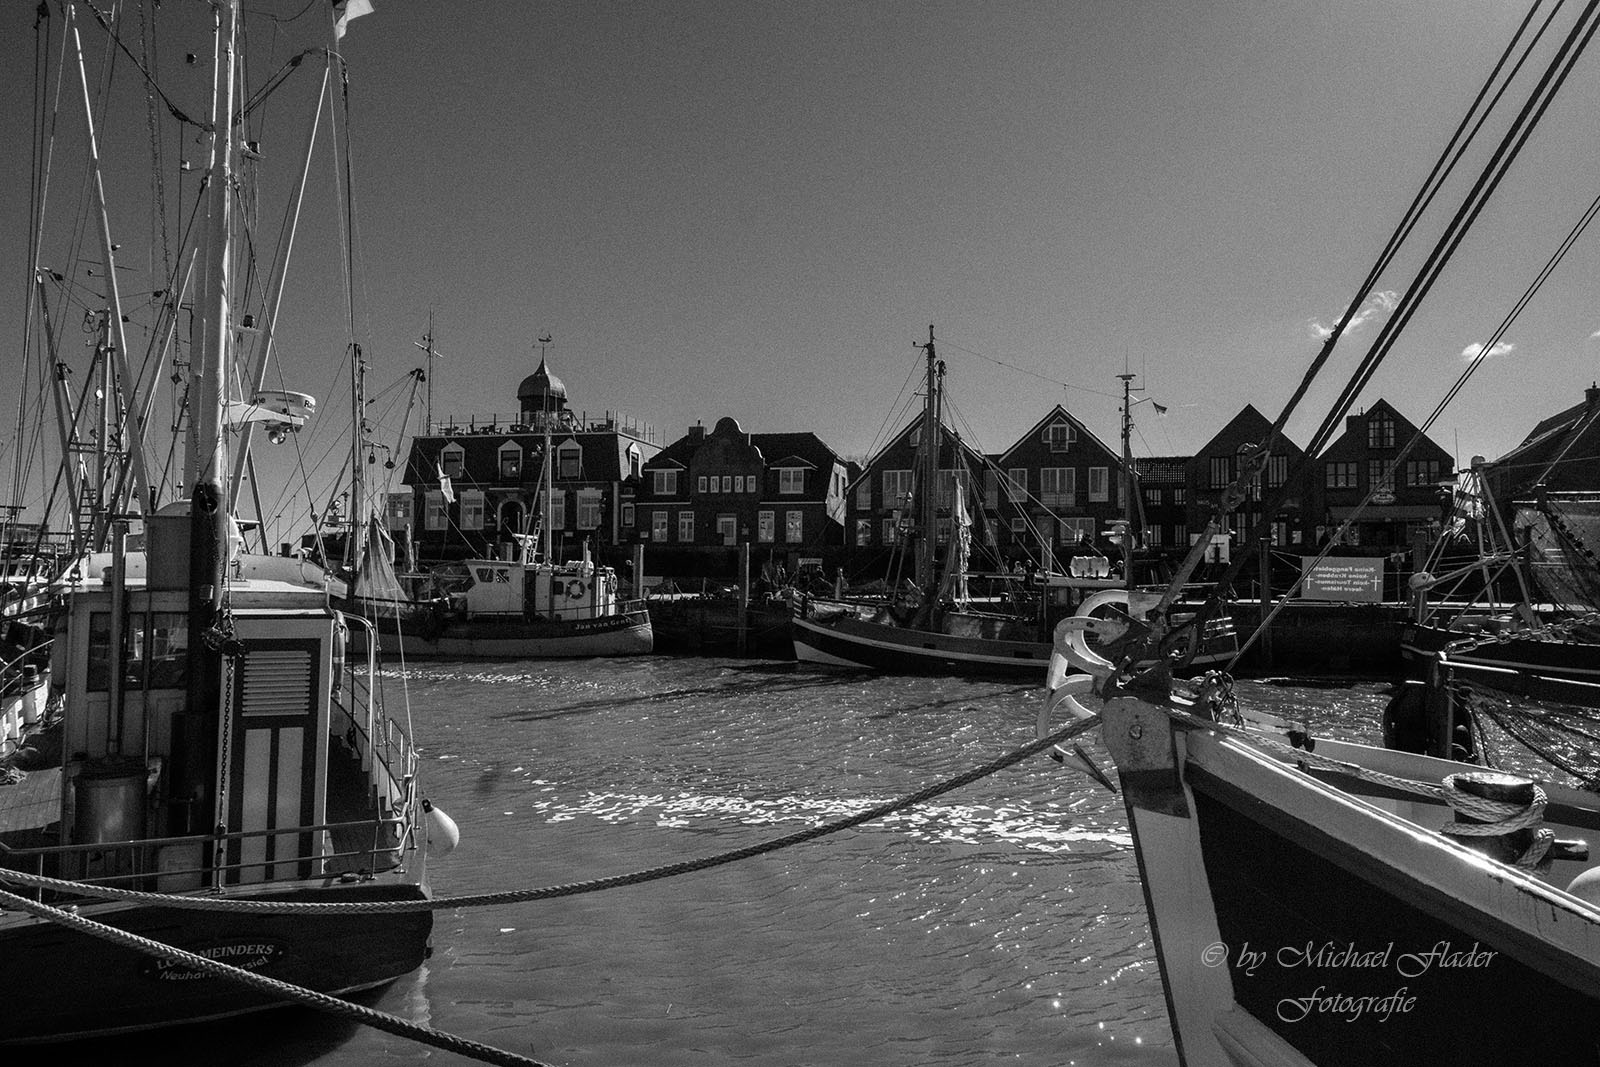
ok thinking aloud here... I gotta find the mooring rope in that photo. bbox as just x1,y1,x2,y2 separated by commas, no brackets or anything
0,885,551,1067
0,714,1101,915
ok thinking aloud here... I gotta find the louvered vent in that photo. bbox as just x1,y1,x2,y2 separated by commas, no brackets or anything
240,648,313,716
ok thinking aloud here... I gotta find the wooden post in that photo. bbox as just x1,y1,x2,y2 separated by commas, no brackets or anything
633,542,645,601
738,542,750,655
1257,540,1274,669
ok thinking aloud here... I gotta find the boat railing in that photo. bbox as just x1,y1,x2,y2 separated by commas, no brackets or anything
0,813,413,904
336,613,419,830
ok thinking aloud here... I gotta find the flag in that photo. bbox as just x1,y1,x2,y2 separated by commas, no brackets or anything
333,0,373,40
437,463,455,505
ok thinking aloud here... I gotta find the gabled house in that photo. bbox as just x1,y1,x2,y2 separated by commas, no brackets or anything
1482,383,1600,507
1187,404,1318,556
1132,456,1190,557
1316,398,1453,547
988,405,1127,569
636,416,852,578
397,356,660,565
844,417,988,581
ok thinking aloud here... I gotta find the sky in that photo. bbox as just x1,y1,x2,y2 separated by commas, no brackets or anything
4,0,1600,543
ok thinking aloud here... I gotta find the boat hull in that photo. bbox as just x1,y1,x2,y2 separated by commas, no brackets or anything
790,611,1051,679
1400,620,1600,686
1120,724,1600,1067
370,608,654,659
0,880,433,1044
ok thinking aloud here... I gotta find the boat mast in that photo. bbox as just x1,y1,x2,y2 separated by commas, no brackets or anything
1119,373,1136,591
915,325,941,591
414,313,441,432
347,342,366,571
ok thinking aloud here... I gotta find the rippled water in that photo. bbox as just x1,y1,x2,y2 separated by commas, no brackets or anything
37,658,1396,1067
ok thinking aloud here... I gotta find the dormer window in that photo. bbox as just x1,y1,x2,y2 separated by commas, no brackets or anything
439,443,465,479
652,469,679,495
778,468,804,495
498,442,523,481
557,440,582,480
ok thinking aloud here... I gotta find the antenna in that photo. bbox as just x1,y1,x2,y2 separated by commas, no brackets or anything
412,311,443,431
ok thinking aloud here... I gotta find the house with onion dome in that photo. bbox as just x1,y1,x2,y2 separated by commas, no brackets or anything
395,352,662,566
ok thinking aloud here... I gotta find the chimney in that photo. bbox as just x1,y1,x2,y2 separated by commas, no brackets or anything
688,422,705,441
1586,382,1599,407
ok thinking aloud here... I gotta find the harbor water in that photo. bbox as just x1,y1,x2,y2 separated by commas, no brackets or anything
34,657,1398,1067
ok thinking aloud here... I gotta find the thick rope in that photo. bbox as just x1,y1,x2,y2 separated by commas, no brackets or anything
0,885,550,1067
0,715,1102,913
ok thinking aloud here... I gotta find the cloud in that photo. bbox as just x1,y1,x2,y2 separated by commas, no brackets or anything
1460,341,1514,362
1307,290,1400,340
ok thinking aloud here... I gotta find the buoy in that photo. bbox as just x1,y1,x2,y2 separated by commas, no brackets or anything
1567,867,1600,907
423,798,460,855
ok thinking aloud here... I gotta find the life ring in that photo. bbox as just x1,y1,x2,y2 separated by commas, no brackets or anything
565,579,587,600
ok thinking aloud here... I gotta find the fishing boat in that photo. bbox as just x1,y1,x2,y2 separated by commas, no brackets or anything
0,1,442,1042
792,331,1235,678
1040,7,1600,1063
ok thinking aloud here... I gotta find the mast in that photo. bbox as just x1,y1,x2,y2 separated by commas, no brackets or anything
915,325,940,591
539,333,554,564
413,313,441,432
347,342,366,571
1119,373,1136,591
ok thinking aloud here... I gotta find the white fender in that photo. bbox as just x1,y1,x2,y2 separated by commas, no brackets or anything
423,799,460,856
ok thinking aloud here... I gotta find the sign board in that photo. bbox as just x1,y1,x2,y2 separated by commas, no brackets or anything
1301,556,1384,602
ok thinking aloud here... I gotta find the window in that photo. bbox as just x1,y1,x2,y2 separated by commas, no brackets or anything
1368,459,1393,492
652,469,679,495
1271,520,1288,546
1039,468,1073,508
1046,422,1074,452
883,518,901,544
652,511,668,541
983,470,1000,508
1266,454,1288,488
758,511,775,542
1173,488,1187,505
717,514,737,545
539,488,566,528
627,444,641,479
1143,488,1162,507
577,489,602,530
1368,413,1395,449
734,475,745,493
1146,525,1163,547
1325,462,1357,489
1175,523,1188,544
722,475,733,494
385,492,414,530
1006,469,1028,504
622,503,635,527
855,481,871,510
499,444,522,481
785,510,802,543
439,444,465,479
1405,459,1445,486
1209,457,1231,489
697,475,709,493
678,512,695,542
1088,467,1109,503
855,519,872,546
936,517,952,544
1060,517,1094,543
883,469,913,507
460,490,485,529
557,441,581,479
779,468,804,495
425,490,447,531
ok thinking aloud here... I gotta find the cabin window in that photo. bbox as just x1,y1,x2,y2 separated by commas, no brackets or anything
785,510,803,543
759,511,775,543
678,512,695,542
86,612,112,692
652,469,679,495
1039,468,1073,508
1088,467,1109,503
778,469,804,495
